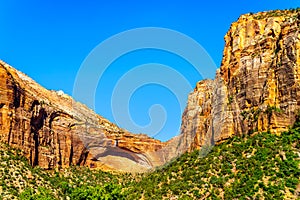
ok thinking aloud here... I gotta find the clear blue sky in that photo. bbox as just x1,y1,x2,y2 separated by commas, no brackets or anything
0,1,299,141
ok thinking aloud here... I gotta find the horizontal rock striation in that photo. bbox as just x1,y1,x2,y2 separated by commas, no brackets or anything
0,61,166,172
1,9,299,172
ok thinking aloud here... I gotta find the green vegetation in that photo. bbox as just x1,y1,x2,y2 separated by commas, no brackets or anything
0,143,127,199
266,105,282,114
240,108,261,122
125,125,300,199
1,120,300,199
289,7,300,13
228,95,233,104
252,9,300,20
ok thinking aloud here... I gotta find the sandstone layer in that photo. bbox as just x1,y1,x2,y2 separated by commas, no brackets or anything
1,9,300,172
178,9,300,152
0,61,166,172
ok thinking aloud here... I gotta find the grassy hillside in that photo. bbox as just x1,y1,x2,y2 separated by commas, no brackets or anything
1,121,300,199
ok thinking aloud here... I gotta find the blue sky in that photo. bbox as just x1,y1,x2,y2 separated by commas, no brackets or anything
0,1,299,141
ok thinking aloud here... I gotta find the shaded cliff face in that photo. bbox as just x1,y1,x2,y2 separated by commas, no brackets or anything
180,10,300,151
0,61,165,172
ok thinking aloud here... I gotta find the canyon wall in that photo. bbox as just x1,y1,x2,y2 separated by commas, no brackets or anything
1,9,299,172
0,61,166,172
179,9,300,152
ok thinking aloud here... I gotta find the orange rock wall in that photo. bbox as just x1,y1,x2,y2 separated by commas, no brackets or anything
179,10,300,151
0,61,165,172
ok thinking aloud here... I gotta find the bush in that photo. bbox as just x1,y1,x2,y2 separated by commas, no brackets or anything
68,183,125,200
19,187,55,200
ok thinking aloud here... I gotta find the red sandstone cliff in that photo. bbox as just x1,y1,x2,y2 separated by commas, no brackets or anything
1,9,299,172
0,61,166,172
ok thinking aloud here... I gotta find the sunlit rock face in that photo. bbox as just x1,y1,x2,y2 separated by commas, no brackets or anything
1,9,299,172
0,60,166,173
179,10,300,152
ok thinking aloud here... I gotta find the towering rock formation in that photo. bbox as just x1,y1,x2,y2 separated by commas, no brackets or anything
179,9,300,152
0,61,166,172
1,9,299,172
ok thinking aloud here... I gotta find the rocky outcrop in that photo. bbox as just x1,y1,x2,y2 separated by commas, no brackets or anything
178,80,213,152
179,9,300,152
1,9,299,172
0,61,166,172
